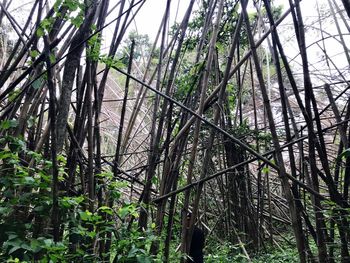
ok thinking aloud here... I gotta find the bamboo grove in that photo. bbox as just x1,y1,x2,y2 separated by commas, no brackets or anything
0,0,350,262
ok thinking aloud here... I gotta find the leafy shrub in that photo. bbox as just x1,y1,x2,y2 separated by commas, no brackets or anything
205,240,299,263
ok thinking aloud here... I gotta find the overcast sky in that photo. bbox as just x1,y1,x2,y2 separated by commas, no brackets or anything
123,0,349,85
7,0,349,86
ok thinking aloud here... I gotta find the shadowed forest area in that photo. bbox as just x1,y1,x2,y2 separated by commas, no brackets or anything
1,0,350,262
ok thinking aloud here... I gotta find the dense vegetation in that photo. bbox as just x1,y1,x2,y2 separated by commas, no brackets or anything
1,0,350,262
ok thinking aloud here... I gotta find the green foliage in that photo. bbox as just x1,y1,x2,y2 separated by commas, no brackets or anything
249,4,283,31
205,242,249,262
252,246,299,263
62,0,83,12
0,119,19,130
226,83,236,107
218,0,241,46
61,0,85,28
117,30,155,66
111,221,157,263
0,134,160,262
29,50,40,59
183,0,244,52
87,31,102,61
8,89,21,102
31,78,43,90
37,0,85,37
174,61,204,101
36,17,55,37
338,148,350,160
0,136,57,261
262,166,270,174
257,131,273,143
231,119,251,136
86,31,125,68
100,55,125,69
205,241,299,263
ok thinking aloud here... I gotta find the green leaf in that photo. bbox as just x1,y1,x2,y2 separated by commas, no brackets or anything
9,89,21,102
71,14,84,27
20,242,32,251
23,177,36,185
32,78,42,90
151,176,158,185
49,53,56,64
0,151,14,160
96,171,113,179
57,154,66,163
43,238,53,247
0,206,12,215
7,233,18,240
30,239,42,253
118,204,137,219
215,42,225,53
339,148,350,160
118,206,130,219
128,247,139,258
6,257,21,263
0,119,18,130
9,137,26,152
30,50,40,58
262,166,269,174
79,211,88,221
34,206,45,212
27,116,36,128
137,254,152,263
40,18,52,30
98,206,113,215
54,0,63,10
8,246,21,254
87,231,96,238
60,196,84,208
79,210,92,221
111,190,121,199
64,0,79,11
36,27,44,37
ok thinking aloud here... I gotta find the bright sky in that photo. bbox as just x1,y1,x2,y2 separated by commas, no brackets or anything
126,0,330,40
6,0,350,86
129,0,192,41
123,0,349,85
